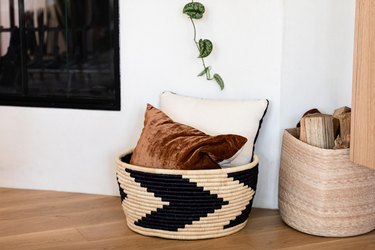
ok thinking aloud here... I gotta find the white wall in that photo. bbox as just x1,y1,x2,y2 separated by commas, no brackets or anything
0,0,355,209
280,0,356,130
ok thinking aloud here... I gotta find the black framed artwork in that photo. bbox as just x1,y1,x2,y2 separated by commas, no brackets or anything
0,0,120,110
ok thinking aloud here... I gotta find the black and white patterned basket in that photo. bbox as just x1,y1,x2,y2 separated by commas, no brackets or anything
116,148,259,240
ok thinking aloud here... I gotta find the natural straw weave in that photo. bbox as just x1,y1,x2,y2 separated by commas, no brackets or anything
116,148,259,240
279,128,375,237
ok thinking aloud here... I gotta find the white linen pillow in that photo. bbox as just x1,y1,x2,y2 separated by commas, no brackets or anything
159,91,269,166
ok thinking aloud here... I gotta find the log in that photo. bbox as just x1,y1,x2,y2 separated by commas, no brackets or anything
337,112,351,148
332,107,351,148
296,108,321,127
301,114,335,149
334,135,346,149
333,106,350,138
333,106,351,118
298,109,321,143
299,117,307,143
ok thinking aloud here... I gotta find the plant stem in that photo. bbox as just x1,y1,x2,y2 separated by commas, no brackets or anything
189,17,211,80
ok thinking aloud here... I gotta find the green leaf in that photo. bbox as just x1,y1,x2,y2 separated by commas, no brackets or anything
197,66,211,77
198,39,213,58
183,2,205,19
213,73,224,90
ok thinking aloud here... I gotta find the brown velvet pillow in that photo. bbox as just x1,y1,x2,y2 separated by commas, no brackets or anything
130,104,247,170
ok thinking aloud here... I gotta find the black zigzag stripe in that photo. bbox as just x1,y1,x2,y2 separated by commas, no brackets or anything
126,168,228,232
117,177,127,202
224,165,259,229
117,154,133,202
228,165,259,191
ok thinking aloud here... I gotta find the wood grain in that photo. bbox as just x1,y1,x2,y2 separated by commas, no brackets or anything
351,0,375,169
300,114,335,149
0,188,374,250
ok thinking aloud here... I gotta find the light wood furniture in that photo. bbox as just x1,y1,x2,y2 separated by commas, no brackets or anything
351,0,375,169
0,188,374,250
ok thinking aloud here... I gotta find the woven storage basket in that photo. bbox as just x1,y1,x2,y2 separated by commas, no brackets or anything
279,128,375,237
116,148,259,240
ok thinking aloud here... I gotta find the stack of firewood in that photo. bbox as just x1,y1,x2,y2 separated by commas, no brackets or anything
298,107,351,149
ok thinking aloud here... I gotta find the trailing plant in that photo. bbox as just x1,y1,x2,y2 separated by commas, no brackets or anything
183,1,224,90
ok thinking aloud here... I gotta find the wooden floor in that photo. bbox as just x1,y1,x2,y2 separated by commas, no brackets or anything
0,188,374,250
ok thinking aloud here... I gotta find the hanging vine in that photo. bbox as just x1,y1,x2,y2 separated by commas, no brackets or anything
183,1,224,90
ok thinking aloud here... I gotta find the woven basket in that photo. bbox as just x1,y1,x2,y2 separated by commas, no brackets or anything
116,148,259,240
279,128,375,237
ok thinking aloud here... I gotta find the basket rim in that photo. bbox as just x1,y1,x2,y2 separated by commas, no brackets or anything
116,147,259,175
285,128,350,154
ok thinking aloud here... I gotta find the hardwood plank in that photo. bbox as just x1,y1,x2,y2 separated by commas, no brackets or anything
0,188,96,208
0,188,374,250
37,235,260,250
0,228,85,250
0,189,124,238
0,206,123,237
76,221,129,241
278,233,375,250
0,195,119,220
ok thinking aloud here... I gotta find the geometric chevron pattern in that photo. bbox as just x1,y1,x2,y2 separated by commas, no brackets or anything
224,166,258,229
117,164,258,234
126,168,227,231
117,177,127,202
